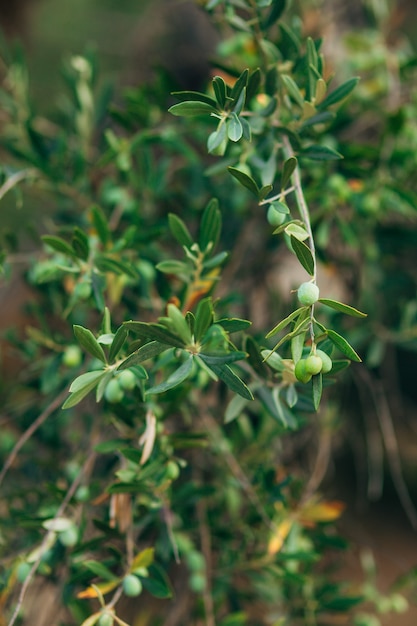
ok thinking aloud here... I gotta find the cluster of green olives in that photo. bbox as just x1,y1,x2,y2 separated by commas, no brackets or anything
104,370,137,403
294,350,332,383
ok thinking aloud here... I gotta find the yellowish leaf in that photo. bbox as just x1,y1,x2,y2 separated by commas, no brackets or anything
267,519,293,555
131,547,155,572
299,500,345,526
77,579,120,599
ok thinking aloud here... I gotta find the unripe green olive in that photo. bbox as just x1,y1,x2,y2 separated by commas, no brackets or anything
62,345,82,368
118,369,136,391
74,281,92,300
98,613,114,626
305,355,323,375
122,574,142,597
59,525,78,547
165,461,180,481
266,205,286,227
104,379,124,404
16,562,31,583
189,572,206,593
315,349,332,374
186,551,205,572
297,282,320,306
294,359,312,383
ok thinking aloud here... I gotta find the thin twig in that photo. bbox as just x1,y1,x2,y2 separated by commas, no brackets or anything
0,387,69,489
7,450,97,626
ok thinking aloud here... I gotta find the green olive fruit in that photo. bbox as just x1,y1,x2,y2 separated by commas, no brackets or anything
59,525,78,547
297,282,320,306
74,281,92,300
189,572,206,593
75,485,90,502
122,574,142,597
267,205,286,227
62,345,82,368
117,369,136,391
98,613,114,626
16,562,31,583
104,379,124,404
294,359,312,384
305,355,323,375
315,349,332,374
165,461,180,481
186,551,205,572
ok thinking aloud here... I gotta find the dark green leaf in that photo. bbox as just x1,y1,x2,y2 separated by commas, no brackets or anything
209,363,253,400
124,321,185,347
69,370,106,394
290,236,314,275
300,110,335,129
263,0,287,29
156,260,190,275
224,394,250,424
228,166,259,197
83,559,119,581
146,355,193,395
302,145,343,161
256,387,297,428
246,68,261,102
168,213,194,248
327,329,362,362
171,90,218,108
74,325,107,363
230,69,249,102
42,235,77,258
266,306,307,338
200,351,247,366
194,297,214,341
199,198,221,252
95,255,138,278
141,564,173,599
213,76,227,108
207,121,227,154
72,227,89,261
216,318,252,333
318,77,359,109
259,184,274,201
319,299,367,318
168,101,218,117
202,250,229,270
312,373,322,410
244,336,269,378
117,343,169,369
109,325,129,363
281,156,297,190
90,205,110,245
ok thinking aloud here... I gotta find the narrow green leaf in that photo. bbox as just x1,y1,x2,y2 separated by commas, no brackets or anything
200,351,247,366
228,166,259,197
224,394,249,424
141,564,173,599
166,303,192,344
246,68,261,103
302,145,343,161
327,329,362,362
171,90,218,107
199,198,221,252
213,76,227,108
109,326,129,363
69,370,106,393
312,373,322,410
284,222,309,241
266,306,307,338
319,299,367,318
90,205,110,245
291,330,306,364
168,213,194,248
290,236,315,275
156,260,190,275
258,184,274,201
84,560,118,581
63,371,106,409
123,321,184,347
95,255,138,278
42,235,76,258
96,370,114,402
207,121,227,154
281,74,304,108
300,110,335,130
117,342,169,369
168,101,218,117
227,113,243,142
230,69,249,102
244,335,269,378
209,363,253,400
216,318,252,333
72,227,89,261
233,86,246,116
194,297,214,341
281,156,297,190
318,77,359,109
263,0,287,29
74,325,107,363
146,355,193,395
